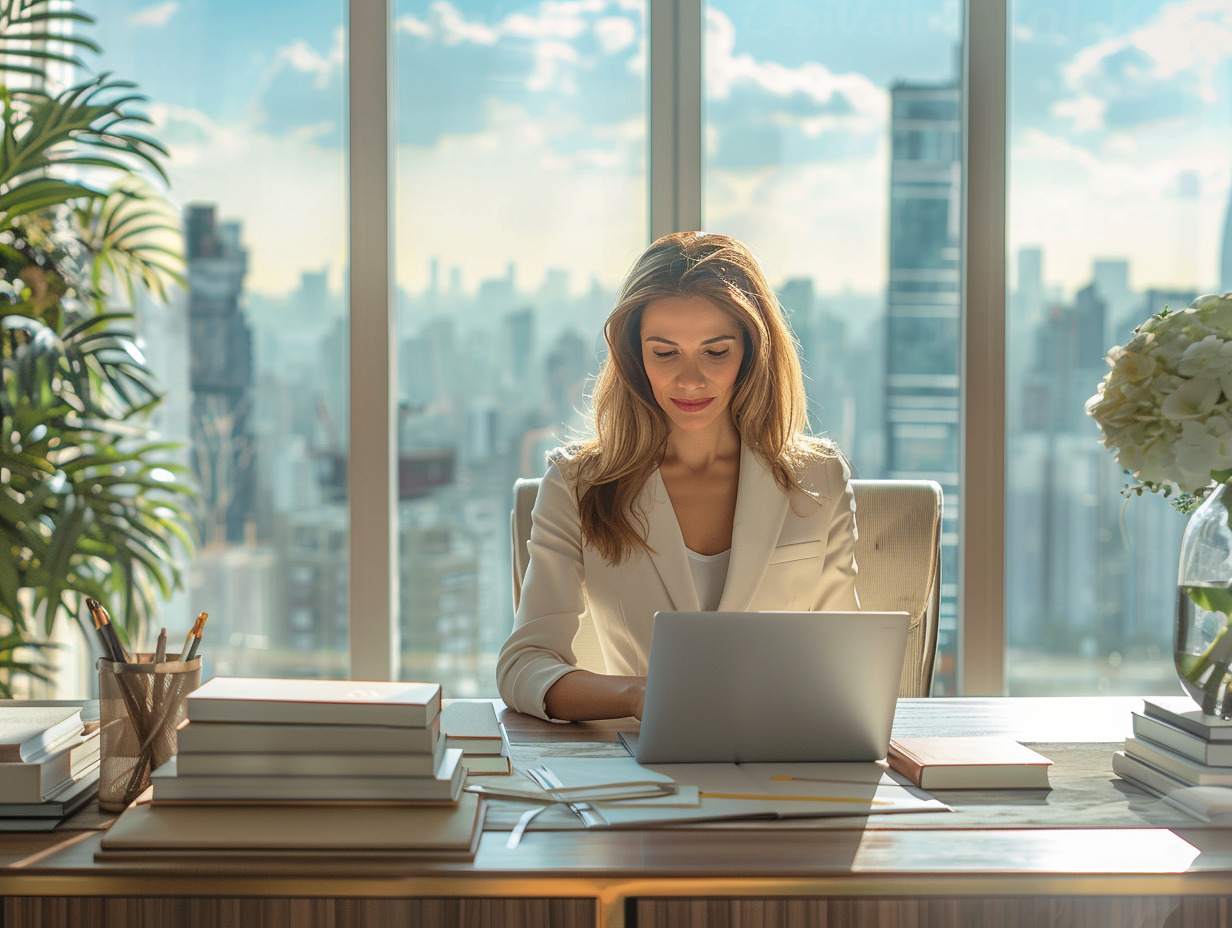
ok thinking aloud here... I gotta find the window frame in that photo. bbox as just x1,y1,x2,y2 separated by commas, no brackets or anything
346,0,1011,693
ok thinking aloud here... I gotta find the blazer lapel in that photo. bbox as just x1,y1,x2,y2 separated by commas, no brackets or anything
640,469,701,613
717,443,789,611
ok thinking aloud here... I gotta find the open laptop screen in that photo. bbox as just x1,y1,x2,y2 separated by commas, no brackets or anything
634,610,909,764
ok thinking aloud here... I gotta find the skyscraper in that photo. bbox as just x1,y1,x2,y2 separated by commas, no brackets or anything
884,78,961,693
186,204,256,545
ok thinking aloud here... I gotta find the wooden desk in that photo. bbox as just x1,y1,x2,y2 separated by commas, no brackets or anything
2,697,1231,928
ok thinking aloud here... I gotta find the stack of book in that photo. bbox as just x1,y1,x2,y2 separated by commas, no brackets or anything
441,700,512,775
0,706,101,830
155,677,461,802
1113,696,1232,819
96,678,485,862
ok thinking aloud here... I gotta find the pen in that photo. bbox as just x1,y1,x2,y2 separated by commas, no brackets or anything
185,612,208,662
96,601,131,664
180,612,206,661
85,598,121,663
86,598,130,663
154,627,167,664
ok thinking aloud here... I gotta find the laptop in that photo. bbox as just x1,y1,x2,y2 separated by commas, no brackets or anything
631,610,910,764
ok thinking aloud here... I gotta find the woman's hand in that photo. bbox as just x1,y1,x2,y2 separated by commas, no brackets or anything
544,670,646,722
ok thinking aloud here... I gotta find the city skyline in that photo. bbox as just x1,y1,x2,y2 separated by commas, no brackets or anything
38,0,1230,698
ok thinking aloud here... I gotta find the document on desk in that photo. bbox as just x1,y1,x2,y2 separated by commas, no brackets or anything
534,756,949,828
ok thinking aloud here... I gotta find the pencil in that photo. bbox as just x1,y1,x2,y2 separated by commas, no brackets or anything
699,791,893,805
180,613,206,661
185,612,208,662
154,627,167,664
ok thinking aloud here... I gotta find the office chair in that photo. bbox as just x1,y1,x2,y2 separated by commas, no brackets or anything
511,475,943,697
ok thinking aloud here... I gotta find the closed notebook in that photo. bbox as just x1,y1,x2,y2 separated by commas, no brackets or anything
150,748,465,803
186,677,441,727
886,737,1052,789
99,790,484,857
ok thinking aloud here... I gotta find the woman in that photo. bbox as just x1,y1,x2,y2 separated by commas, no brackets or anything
497,232,858,721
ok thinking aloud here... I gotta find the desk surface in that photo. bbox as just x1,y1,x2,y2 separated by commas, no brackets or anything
1,696,1230,928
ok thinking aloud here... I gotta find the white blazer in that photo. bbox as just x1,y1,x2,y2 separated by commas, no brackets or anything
496,442,859,719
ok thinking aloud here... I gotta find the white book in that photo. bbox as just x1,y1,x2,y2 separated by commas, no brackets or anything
99,790,484,858
441,701,503,754
177,732,446,777
177,717,441,755
1112,750,1232,823
150,748,464,803
0,730,100,803
0,707,83,762
1124,736,1232,786
1142,696,1232,742
1132,712,1232,766
0,767,100,817
186,677,441,727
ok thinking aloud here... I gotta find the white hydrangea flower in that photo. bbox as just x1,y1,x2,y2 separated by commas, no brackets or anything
1087,292,1232,496
1179,336,1232,380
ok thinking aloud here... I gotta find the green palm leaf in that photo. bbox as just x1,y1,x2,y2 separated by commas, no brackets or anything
0,0,194,685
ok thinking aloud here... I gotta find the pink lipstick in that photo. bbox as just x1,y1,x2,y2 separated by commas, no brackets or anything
671,397,714,413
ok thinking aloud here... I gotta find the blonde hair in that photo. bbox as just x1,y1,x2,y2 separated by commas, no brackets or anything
569,231,834,564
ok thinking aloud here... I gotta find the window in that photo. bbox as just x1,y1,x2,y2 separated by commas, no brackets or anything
392,0,647,694
59,0,350,692
1005,0,1232,694
702,0,964,692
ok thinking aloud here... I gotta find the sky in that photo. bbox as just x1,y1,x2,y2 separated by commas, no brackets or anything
84,0,1232,302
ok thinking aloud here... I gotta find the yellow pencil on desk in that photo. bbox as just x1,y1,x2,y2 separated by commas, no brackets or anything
770,775,888,786
700,791,893,804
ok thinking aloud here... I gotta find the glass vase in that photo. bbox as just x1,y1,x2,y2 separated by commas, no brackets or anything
1175,480,1232,717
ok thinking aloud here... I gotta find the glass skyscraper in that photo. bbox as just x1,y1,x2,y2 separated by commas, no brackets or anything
884,80,962,693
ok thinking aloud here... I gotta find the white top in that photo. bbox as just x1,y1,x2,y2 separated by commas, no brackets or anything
686,547,731,612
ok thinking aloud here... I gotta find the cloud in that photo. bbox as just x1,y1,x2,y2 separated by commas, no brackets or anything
594,17,637,54
707,148,891,291
129,1,178,27
245,27,345,143
1052,0,1232,133
1012,126,1232,291
705,7,887,170
526,40,582,93
250,1,644,150
706,8,882,112
395,99,645,295
144,102,346,296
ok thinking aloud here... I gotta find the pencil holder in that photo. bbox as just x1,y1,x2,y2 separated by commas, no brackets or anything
97,654,202,811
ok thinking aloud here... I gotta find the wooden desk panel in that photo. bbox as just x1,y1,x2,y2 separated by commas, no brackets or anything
6,897,596,928
1,697,1229,928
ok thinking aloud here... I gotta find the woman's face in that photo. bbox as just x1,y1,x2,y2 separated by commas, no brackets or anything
640,295,745,437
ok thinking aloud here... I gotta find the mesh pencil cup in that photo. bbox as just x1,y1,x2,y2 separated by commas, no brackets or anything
97,654,202,811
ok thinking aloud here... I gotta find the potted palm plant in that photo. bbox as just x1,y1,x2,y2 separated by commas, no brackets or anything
0,0,197,695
